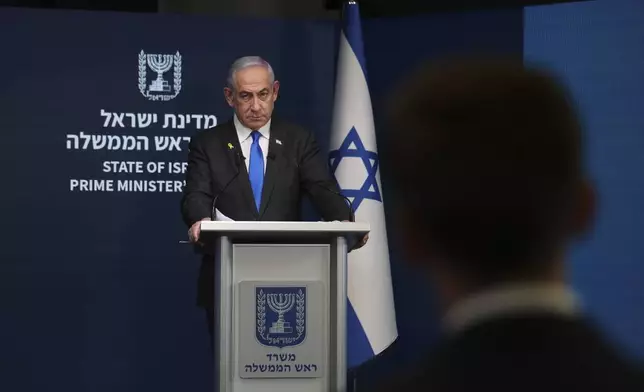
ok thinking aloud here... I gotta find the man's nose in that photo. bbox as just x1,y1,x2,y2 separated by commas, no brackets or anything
250,96,261,111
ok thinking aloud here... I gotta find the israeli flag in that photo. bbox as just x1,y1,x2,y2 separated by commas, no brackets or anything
329,1,398,368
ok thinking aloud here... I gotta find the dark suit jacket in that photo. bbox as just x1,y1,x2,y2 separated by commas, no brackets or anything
181,118,350,307
378,314,644,392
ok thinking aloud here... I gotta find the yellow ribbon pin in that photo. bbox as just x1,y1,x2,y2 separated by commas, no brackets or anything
227,143,234,149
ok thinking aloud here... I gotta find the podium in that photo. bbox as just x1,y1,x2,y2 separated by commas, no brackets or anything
200,221,370,392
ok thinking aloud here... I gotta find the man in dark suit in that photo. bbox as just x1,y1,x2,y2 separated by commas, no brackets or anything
181,56,362,344
381,58,644,391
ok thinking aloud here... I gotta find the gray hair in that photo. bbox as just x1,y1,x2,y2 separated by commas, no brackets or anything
226,56,275,89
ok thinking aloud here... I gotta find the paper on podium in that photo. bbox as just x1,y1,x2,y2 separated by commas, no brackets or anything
215,208,234,221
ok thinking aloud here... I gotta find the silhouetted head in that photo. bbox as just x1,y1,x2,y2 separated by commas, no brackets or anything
386,57,594,292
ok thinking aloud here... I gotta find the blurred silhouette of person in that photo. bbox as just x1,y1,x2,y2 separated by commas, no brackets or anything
380,57,644,391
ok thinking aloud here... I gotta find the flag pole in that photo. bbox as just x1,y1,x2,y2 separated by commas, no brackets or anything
342,0,356,384
344,2,362,391
342,0,359,379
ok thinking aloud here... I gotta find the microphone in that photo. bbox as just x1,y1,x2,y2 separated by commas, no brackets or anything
308,179,360,251
210,149,244,220
291,157,354,222
179,148,243,246
313,182,355,223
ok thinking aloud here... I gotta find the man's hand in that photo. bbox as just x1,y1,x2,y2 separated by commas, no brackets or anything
354,233,369,250
342,220,369,250
188,217,211,245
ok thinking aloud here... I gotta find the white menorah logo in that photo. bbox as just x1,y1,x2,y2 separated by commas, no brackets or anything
138,50,182,101
147,54,173,92
256,287,306,348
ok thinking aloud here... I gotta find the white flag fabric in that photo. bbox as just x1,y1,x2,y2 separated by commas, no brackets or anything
329,1,398,368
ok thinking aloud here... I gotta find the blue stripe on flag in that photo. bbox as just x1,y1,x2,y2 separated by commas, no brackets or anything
343,2,368,78
347,297,374,368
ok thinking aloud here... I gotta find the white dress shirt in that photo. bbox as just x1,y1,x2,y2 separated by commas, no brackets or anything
233,115,270,174
212,116,271,222
443,283,582,334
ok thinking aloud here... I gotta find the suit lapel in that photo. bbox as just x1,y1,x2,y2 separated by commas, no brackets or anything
221,121,258,218
258,125,284,218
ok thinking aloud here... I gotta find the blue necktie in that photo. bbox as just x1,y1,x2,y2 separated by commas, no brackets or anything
248,131,264,211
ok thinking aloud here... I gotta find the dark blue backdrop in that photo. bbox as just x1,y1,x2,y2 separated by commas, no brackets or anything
1,1,643,391
524,0,644,360
0,9,341,391
363,10,523,369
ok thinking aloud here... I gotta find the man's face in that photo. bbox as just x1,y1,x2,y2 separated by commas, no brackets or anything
224,66,280,130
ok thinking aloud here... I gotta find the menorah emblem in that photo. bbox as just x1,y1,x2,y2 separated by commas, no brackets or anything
267,293,296,334
138,50,182,101
256,286,307,348
147,54,173,92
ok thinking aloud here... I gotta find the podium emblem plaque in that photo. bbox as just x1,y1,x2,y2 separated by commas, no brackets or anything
238,281,324,379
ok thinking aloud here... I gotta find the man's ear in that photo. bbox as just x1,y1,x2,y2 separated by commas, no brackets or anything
223,87,234,107
272,80,280,101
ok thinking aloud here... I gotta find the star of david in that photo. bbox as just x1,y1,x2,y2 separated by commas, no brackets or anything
328,127,382,211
